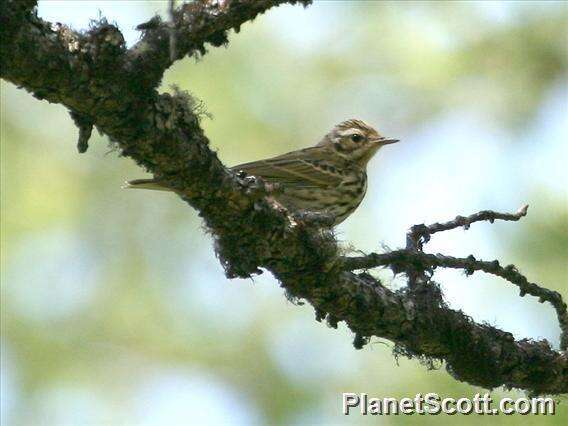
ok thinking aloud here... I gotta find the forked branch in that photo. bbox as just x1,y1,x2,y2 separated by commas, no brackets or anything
342,205,567,351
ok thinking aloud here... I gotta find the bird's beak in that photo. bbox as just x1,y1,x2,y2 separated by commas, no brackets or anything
360,136,398,165
371,137,399,146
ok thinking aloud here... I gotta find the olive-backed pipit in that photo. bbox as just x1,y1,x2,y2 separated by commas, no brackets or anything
126,119,398,226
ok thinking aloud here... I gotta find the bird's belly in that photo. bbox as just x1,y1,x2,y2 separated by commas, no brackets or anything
275,175,367,225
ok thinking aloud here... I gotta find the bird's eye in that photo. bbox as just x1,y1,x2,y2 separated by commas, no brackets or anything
350,134,363,143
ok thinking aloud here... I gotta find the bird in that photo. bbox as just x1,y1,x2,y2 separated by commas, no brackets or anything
125,119,398,226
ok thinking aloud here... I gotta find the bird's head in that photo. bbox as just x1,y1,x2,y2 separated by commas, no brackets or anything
318,119,398,167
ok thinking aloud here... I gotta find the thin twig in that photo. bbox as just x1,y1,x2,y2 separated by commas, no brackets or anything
168,0,176,62
407,205,529,250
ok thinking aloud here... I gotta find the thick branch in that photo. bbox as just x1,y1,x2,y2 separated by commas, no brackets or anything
1,0,273,232
314,270,568,395
2,1,566,395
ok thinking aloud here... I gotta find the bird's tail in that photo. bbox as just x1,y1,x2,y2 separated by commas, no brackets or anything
123,179,172,192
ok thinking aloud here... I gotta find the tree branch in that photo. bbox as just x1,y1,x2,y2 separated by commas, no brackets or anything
129,0,312,90
2,0,566,395
342,248,568,352
406,204,529,251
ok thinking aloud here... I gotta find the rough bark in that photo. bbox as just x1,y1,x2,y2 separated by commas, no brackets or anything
1,0,566,395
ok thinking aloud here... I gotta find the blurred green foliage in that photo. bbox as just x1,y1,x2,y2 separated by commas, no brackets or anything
1,1,567,424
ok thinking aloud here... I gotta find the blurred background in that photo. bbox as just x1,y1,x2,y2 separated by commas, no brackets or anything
1,1,567,424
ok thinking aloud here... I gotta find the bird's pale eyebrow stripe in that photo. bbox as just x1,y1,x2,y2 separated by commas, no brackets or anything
338,129,363,137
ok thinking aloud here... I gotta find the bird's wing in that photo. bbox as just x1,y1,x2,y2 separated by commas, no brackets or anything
231,148,342,188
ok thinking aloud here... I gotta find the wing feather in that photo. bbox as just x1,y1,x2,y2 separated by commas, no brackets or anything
231,148,342,188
